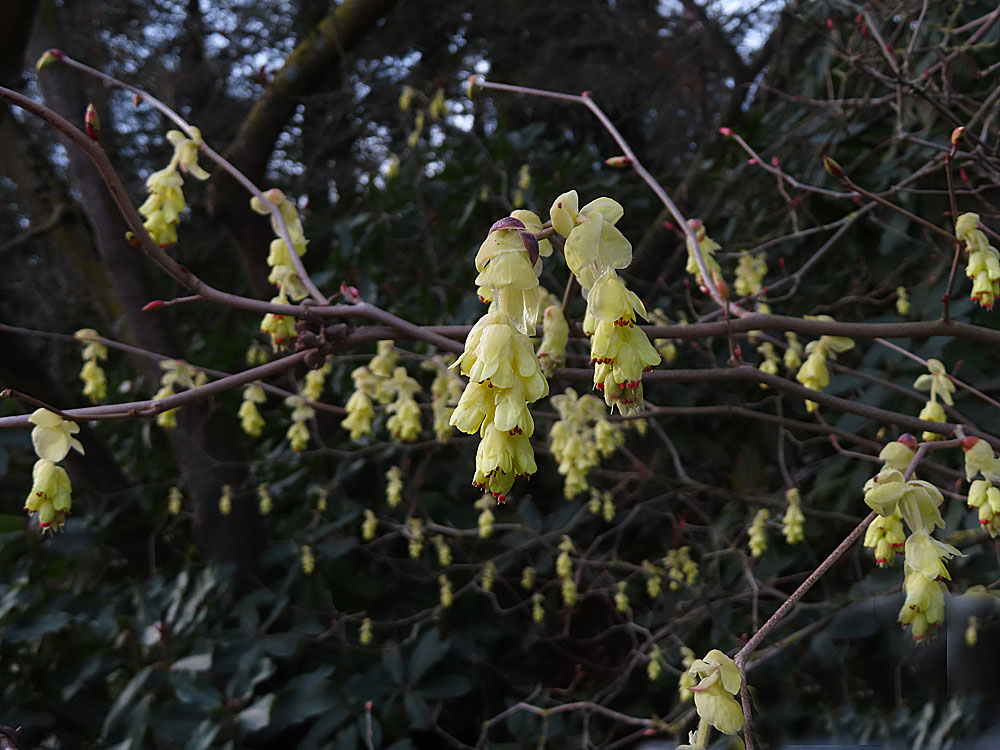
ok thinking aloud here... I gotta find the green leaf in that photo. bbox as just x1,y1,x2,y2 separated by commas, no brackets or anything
237,693,275,732
103,666,154,739
168,671,222,710
184,720,219,750
407,627,448,684
170,652,212,673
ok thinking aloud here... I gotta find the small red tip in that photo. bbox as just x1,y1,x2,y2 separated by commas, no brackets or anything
142,300,165,311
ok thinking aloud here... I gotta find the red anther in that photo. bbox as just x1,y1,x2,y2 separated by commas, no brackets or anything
495,493,507,504
142,300,165,311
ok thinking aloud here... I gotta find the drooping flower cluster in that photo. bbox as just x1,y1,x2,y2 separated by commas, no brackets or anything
896,286,910,316
783,331,803,372
138,128,210,246
422,357,464,442
748,508,769,558
302,360,331,402
781,487,805,544
450,214,550,502
342,366,378,440
548,388,623,499
536,305,569,377
257,483,273,515
556,535,577,607
25,409,84,532
862,435,961,640
956,212,1000,309
550,191,661,413
734,251,770,315
153,360,206,429
385,466,403,508
238,384,266,437
252,189,311,350
665,546,699,590
218,484,232,515
794,318,854,412
284,395,314,451
385,367,422,442
685,649,744,739
75,329,107,403
684,219,723,294
913,358,953,441
962,436,1000,535
862,438,914,567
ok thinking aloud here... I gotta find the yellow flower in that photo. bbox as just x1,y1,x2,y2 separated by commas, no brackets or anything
863,512,904,566
962,437,1000,482
688,650,744,736
781,488,805,544
913,359,955,406
24,458,72,532
918,399,946,442
29,409,84,462
748,509,769,557
238,384,267,437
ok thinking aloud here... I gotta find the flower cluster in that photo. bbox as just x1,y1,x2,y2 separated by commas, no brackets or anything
550,191,660,413
138,128,209,246
536,305,569,377
963,437,1000,535
257,483,273,515
748,508,769,558
956,212,1000,309
385,466,403,508
862,438,914,567
794,318,854,412
685,649,744,739
781,487,806,544
422,356,464,441
588,488,616,522
75,329,107,403
665,546,698,590
914,359,953,441
683,219,722,293
450,214,551,502
476,494,495,537
24,409,83,532
407,517,424,559
284,395,314,451
218,484,232,515
548,388,623,499
385,367,422,442
153,360,206,429
342,366,378,440
896,285,910,316
302,360,330,402
556,535,577,607
167,486,183,515
734,251,770,315
862,436,961,640
238,384,266,437
783,332,803,372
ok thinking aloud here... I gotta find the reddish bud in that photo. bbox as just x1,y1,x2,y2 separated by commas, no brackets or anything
960,168,969,183
662,221,676,231
897,433,918,451
719,126,734,137
771,156,780,168
826,18,834,31
141,300,165,312
748,158,758,165
35,49,63,72
962,436,981,452
886,43,894,54
489,216,526,234
951,126,966,146
85,103,100,142
604,155,632,167
340,282,361,302
822,155,845,180
581,90,592,98
133,93,142,106
125,231,142,247
779,256,786,269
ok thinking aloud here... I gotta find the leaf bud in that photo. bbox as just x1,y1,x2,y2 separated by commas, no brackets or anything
85,104,101,142
822,155,845,180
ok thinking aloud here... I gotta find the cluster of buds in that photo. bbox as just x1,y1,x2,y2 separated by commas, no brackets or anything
257,483,273,515
614,581,629,612
300,545,315,575
550,191,660,413
24,409,83,532
153,360,206,429
665,546,698,590
896,286,910,316
438,574,453,608
549,388,623,499
167,486,183,515
647,645,663,681
781,488,806,544
138,128,209,246
913,359,954,441
783,332,803,372
218,484,232,515
302,360,331,402
422,356,464,441
362,509,377,541
963,436,1000,535
475,494,495,537
450,214,551,502
757,341,780,381
677,646,696,702
238,384,266,437
956,212,1000,309
683,219,723,294
433,535,452,567
862,435,961,640
642,559,663,598
794,318,854,412
406,517,424,559
588,488,616,522
748,508,769,558
284,395,314,451
74,329,107,403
